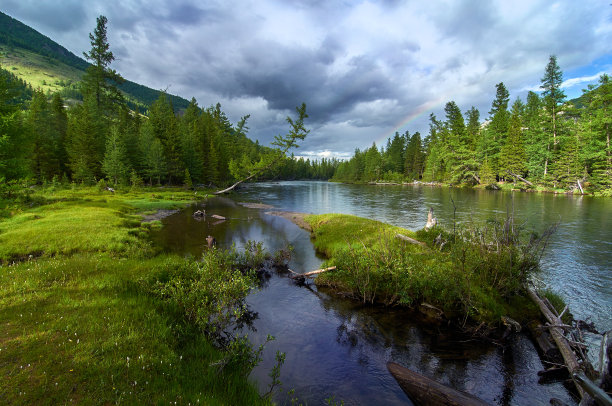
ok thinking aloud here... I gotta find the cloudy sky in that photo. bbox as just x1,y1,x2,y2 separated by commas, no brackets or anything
3,1,612,159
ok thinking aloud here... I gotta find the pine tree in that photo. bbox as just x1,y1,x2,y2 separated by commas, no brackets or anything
364,143,382,181
67,98,104,183
499,99,527,180
404,131,424,180
523,91,546,181
384,132,405,174
148,93,182,183
102,126,130,185
50,93,68,177
423,114,445,182
482,82,510,176
27,90,58,181
584,74,612,193
81,15,124,115
540,55,566,176
479,156,496,185
465,106,480,150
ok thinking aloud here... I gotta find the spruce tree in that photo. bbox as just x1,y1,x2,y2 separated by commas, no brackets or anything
0,71,29,180
50,93,68,177
67,98,104,183
540,55,566,176
523,91,546,181
483,82,510,176
27,90,57,181
585,74,612,193
81,15,124,115
499,99,527,180
102,126,130,185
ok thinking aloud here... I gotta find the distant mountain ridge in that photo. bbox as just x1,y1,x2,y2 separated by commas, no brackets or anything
0,11,190,111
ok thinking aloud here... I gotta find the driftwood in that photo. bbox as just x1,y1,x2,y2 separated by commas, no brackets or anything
526,287,593,403
302,266,336,277
528,321,561,361
425,207,437,229
577,179,585,195
288,266,337,280
538,366,569,384
600,330,611,386
387,362,490,406
211,214,225,220
396,233,427,247
506,170,534,187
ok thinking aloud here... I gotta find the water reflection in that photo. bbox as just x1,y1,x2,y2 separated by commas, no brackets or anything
241,182,612,332
151,195,577,405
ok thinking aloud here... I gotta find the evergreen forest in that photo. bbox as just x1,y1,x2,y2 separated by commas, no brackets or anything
1,13,610,196
0,15,337,192
333,57,612,196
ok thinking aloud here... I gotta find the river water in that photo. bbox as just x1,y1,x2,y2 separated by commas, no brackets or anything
150,181,611,405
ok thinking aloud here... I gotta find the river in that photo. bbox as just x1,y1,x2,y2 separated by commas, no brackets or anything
150,181,611,405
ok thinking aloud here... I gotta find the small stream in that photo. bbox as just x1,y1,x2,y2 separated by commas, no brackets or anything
150,192,581,405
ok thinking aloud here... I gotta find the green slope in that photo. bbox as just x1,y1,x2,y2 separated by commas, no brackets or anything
0,11,190,111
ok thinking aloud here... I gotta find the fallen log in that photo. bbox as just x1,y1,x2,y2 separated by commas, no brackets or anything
288,266,337,280
526,287,593,403
302,266,336,277
506,170,534,187
387,362,490,406
396,233,427,247
538,366,569,384
577,179,584,195
599,330,612,397
573,371,612,406
527,321,561,361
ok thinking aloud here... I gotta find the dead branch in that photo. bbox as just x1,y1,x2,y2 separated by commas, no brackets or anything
396,233,427,247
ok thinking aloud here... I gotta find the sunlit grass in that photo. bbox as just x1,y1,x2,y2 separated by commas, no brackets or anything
305,213,419,257
0,185,269,405
0,185,203,262
0,45,83,94
306,214,543,326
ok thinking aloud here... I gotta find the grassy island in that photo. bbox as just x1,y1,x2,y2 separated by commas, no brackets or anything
305,213,554,329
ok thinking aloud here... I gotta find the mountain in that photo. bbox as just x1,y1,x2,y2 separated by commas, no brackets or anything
0,11,190,111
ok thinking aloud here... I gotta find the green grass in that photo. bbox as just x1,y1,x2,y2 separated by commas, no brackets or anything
305,214,545,327
0,185,270,405
306,213,419,257
0,186,201,262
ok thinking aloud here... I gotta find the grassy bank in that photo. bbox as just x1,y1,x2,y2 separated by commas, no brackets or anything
0,185,270,405
305,214,549,328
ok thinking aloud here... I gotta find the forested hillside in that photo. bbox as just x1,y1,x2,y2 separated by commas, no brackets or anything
332,56,612,196
0,14,333,189
0,11,190,112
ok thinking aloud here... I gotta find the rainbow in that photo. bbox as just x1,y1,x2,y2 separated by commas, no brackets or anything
374,94,449,146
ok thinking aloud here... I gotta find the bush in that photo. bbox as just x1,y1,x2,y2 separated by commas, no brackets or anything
311,214,557,326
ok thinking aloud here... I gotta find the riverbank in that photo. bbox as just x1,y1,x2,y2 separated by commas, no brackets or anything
333,179,605,196
0,185,271,405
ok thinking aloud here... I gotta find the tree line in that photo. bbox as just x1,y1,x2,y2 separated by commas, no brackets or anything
1,16,333,190
332,56,611,196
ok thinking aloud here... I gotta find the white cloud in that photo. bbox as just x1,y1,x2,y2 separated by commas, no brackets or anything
561,72,608,89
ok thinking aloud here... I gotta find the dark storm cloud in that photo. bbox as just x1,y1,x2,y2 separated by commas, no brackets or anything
2,0,87,32
3,0,611,157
